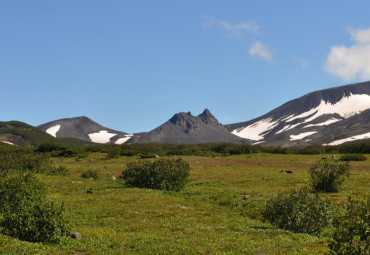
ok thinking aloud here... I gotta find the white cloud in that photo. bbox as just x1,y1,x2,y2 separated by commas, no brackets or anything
248,41,274,63
203,16,259,38
295,58,309,68
325,28,370,81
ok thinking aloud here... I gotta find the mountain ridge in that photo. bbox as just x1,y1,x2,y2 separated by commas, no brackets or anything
226,80,370,147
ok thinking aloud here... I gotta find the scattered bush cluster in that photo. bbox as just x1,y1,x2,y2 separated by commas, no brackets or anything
339,154,367,161
262,187,333,235
121,158,190,191
309,160,350,193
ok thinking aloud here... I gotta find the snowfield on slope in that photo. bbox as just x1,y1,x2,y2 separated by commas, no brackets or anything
286,93,370,123
231,118,278,140
115,135,133,144
290,132,317,141
327,132,370,146
46,125,61,137
303,118,341,128
88,130,117,143
1,141,15,145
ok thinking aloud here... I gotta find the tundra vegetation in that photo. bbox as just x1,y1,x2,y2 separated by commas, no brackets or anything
0,142,368,254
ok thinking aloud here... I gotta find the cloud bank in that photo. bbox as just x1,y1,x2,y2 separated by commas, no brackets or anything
325,28,370,81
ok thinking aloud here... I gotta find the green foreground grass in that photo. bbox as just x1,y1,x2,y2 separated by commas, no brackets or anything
1,153,369,254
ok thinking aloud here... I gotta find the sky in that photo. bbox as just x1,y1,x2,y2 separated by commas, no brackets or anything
2,1,370,133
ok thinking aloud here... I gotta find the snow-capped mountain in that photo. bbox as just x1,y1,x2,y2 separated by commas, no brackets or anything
129,109,247,144
38,116,133,144
226,81,370,147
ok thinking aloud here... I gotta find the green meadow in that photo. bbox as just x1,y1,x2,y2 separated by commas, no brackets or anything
0,153,369,254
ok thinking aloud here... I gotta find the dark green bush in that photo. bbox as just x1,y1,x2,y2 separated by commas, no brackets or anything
1,201,69,243
309,160,350,193
121,158,190,191
81,169,99,179
36,142,67,153
339,154,367,161
262,187,333,235
37,142,78,157
121,150,140,157
0,173,46,213
329,198,370,255
106,148,121,159
0,173,69,243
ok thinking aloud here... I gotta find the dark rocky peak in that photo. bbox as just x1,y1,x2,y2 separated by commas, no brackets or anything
169,112,199,131
198,109,220,126
169,112,193,125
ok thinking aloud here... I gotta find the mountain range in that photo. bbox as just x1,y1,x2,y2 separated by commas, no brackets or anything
3,81,370,147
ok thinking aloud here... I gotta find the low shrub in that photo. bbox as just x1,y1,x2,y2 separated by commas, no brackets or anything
339,154,367,161
262,187,333,235
0,173,69,243
309,160,350,193
121,158,190,191
329,198,370,255
81,169,99,179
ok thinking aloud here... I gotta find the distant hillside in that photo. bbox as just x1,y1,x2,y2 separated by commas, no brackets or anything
0,121,55,146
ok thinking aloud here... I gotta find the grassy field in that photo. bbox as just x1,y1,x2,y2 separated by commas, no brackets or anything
0,153,369,254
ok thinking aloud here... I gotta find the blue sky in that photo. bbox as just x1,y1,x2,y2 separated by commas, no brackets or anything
2,1,370,133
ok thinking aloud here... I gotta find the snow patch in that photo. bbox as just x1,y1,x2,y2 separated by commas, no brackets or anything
281,114,295,122
252,141,265,145
46,125,61,137
1,141,15,145
115,135,133,145
232,118,278,140
304,118,341,128
290,132,317,141
88,130,117,143
275,123,301,134
286,93,370,123
326,132,370,146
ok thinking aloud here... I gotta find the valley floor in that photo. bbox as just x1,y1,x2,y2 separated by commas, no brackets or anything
1,153,369,254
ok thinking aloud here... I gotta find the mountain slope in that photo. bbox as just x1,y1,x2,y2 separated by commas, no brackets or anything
38,116,132,144
129,109,246,144
226,81,370,147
